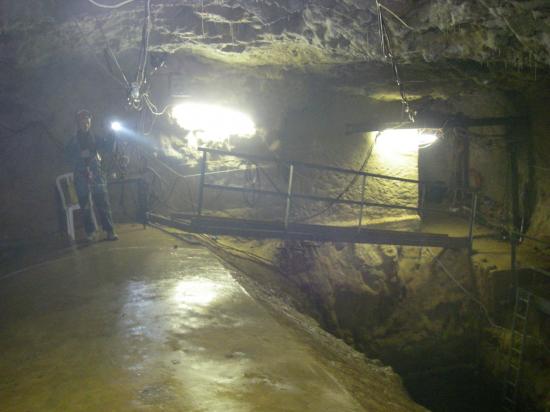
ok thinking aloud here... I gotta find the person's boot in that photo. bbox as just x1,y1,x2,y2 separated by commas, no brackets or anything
106,231,119,241
85,232,96,242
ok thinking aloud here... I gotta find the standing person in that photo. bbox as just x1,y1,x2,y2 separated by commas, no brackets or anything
65,110,118,241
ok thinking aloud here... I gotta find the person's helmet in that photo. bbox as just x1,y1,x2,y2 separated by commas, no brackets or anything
76,109,92,122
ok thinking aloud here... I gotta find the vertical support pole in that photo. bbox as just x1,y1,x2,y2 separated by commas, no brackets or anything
357,174,367,231
197,150,207,216
511,237,518,290
466,189,481,374
138,177,149,229
284,164,294,229
508,126,520,291
419,182,427,218
521,118,535,235
468,192,478,256
464,132,470,195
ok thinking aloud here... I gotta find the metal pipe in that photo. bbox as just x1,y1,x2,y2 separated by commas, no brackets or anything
201,183,456,215
506,124,522,291
419,183,427,214
357,174,367,231
511,237,518,291
197,147,421,184
468,192,478,255
284,164,294,229
197,150,207,216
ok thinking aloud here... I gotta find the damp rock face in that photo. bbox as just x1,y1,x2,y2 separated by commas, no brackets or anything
217,233,549,411
1,1,549,244
2,0,550,69
1,2,550,410
272,240,478,369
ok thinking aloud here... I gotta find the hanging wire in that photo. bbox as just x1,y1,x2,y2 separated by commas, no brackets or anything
72,19,128,88
376,0,415,123
135,0,151,88
99,21,130,88
86,0,138,9
295,134,379,223
103,47,130,87
377,3,416,31
143,94,171,116
428,249,550,354
242,162,260,207
426,248,499,329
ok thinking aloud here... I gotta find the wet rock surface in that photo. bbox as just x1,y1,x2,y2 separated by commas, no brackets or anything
1,2,550,411
0,225,425,411
3,0,550,70
196,217,550,412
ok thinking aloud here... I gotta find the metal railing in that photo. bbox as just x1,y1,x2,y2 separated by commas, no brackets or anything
195,147,478,243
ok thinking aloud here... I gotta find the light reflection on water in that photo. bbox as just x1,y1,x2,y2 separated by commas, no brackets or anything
172,278,222,306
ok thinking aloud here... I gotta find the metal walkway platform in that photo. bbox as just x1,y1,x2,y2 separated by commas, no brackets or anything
146,147,477,249
148,213,469,248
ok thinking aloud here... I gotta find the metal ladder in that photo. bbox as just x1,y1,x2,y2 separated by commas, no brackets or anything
502,287,532,411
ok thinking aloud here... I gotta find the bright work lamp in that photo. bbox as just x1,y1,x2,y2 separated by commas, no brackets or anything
172,103,256,142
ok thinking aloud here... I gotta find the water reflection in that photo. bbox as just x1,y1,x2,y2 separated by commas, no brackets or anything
172,278,222,306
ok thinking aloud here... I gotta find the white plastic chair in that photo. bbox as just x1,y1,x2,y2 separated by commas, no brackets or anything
56,173,97,242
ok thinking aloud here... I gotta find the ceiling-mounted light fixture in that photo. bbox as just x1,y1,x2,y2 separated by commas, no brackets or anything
378,129,437,148
171,103,256,143
375,128,438,160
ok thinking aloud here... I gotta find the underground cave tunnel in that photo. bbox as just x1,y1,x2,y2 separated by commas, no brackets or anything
1,0,550,411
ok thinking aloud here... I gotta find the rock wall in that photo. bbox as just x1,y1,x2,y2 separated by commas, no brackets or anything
0,57,126,243
1,50,423,243
206,226,550,411
526,93,550,239
363,131,418,222
273,241,479,368
195,87,550,411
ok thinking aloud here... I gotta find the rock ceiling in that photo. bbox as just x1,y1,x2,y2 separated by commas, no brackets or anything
4,1,548,65
1,0,549,94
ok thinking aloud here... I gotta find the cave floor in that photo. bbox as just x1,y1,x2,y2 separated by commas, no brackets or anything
0,224,423,412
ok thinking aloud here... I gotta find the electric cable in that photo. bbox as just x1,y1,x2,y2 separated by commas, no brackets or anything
142,106,157,135
376,0,415,123
242,162,260,207
86,0,167,119
73,19,128,88
1,120,64,152
86,0,138,9
136,0,152,88
377,3,416,31
428,249,550,354
95,16,131,86
477,0,545,61
476,210,550,247
257,163,284,194
144,166,166,204
143,94,171,116
426,248,500,329
154,159,241,180
295,135,378,223
100,27,130,88
149,158,244,212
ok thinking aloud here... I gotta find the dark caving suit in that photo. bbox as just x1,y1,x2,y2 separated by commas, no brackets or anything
65,129,116,237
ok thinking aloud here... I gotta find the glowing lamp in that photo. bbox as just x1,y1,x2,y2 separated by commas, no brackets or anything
111,121,123,132
373,129,438,164
171,103,256,143
377,129,437,150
